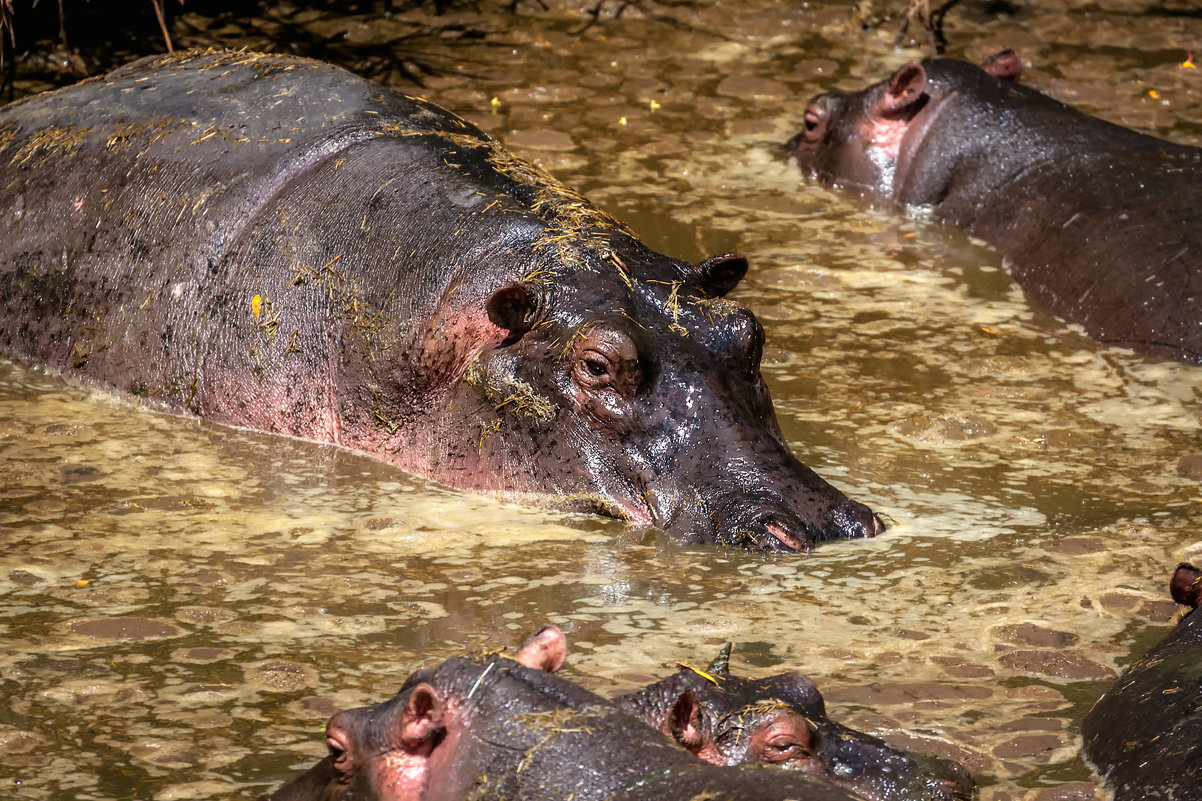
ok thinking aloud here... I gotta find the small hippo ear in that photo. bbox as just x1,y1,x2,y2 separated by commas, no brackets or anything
982,49,1023,82
668,689,705,751
696,253,749,297
514,625,568,672
401,683,444,748
706,642,733,676
875,62,927,119
486,283,537,336
1170,562,1202,609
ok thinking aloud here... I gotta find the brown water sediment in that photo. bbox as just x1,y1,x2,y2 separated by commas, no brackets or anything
3,2,1202,799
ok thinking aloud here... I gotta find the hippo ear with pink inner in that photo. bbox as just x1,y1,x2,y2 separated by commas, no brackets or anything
401,683,445,748
513,625,568,672
874,62,927,119
668,689,705,751
982,49,1023,82
696,253,749,298
486,283,538,336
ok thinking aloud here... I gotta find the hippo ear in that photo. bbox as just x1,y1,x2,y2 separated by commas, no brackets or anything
486,283,537,336
696,253,748,297
514,625,568,672
668,689,705,751
874,62,927,119
1170,562,1202,609
706,642,733,676
982,49,1022,82
401,683,444,748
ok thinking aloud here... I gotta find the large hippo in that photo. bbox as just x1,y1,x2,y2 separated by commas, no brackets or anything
788,50,1202,364
1082,563,1201,800
615,644,974,801
267,626,868,801
0,50,883,551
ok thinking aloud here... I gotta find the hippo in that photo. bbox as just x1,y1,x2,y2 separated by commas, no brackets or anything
0,50,883,551
267,625,868,801
788,50,1202,364
615,644,975,801
1082,562,1202,800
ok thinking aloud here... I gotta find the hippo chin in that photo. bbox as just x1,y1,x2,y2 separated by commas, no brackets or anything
789,49,1202,364
0,50,883,550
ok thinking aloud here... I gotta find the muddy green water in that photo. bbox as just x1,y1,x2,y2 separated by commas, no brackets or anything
3,1,1202,799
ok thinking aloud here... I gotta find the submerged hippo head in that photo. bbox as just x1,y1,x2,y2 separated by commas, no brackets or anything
615,645,974,801
787,49,1023,202
267,626,571,801
449,228,883,550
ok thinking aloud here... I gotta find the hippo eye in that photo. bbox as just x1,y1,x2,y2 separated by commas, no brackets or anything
584,358,609,378
761,738,806,763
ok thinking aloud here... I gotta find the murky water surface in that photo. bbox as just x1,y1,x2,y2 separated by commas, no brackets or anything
4,1,1202,799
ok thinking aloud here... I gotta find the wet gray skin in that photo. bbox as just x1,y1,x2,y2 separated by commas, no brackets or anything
615,645,975,801
0,50,882,551
267,626,869,801
1082,563,1202,801
789,50,1202,364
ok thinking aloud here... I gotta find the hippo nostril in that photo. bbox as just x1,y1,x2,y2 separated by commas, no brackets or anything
820,501,884,542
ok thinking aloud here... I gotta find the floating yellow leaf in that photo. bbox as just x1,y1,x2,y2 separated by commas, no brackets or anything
490,96,501,113
618,116,628,126
649,99,661,112
1148,89,1162,99
1183,51,1196,70
252,294,263,318
75,579,90,587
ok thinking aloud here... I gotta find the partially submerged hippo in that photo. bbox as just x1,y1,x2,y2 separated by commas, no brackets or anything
1082,563,1202,800
789,50,1202,364
0,51,883,550
615,644,974,801
268,625,869,801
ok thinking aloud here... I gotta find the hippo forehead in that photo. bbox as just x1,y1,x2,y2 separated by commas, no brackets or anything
692,671,826,720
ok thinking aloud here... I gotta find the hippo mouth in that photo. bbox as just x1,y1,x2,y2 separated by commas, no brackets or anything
711,494,884,553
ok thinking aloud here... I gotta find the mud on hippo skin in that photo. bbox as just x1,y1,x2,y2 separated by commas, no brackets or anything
0,50,883,550
267,626,870,801
789,49,1202,364
1082,563,1202,800
615,644,974,801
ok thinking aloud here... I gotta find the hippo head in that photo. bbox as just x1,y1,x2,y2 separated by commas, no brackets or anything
788,50,1023,201
615,646,974,801
268,626,572,801
1171,562,1202,609
442,220,882,551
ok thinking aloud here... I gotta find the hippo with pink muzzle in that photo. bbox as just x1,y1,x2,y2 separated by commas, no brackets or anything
789,50,1202,364
0,51,883,551
267,628,878,801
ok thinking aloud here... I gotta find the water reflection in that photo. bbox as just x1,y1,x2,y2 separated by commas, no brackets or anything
3,1,1202,799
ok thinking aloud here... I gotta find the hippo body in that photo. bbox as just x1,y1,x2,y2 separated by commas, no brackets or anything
1082,563,1202,800
268,627,867,801
790,52,1202,364
615,646,973,801
0,51,882,550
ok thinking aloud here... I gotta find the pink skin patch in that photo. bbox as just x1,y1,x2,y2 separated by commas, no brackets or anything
764,521,804,551
858,117,911,192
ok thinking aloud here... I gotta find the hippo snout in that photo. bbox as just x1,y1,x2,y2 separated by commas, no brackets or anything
713,497,883,553
824,500,885,541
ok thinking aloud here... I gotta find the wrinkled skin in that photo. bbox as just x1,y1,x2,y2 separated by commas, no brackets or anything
615,646,974,801
789,49,1202,364
268,626,868,801
0,51,883,551
1082,563,1202,800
